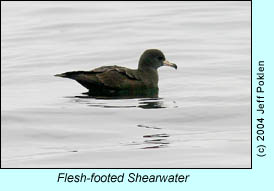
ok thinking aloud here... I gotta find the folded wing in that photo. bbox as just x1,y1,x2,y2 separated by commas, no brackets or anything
55,65,143,90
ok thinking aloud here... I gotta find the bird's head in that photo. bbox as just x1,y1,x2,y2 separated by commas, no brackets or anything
138,49,177,70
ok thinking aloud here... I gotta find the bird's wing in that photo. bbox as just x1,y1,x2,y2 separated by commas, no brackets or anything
56,66,142,90
93,66,142,89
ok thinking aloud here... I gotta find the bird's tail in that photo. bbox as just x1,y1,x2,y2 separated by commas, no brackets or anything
54,73,67,78
54,71,85,79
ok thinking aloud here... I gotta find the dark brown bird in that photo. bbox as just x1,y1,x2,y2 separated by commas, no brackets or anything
55,49,177,96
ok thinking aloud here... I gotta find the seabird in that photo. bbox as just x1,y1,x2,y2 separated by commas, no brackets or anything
55,49,177,96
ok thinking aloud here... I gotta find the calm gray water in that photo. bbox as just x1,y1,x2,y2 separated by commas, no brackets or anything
1,2,251,168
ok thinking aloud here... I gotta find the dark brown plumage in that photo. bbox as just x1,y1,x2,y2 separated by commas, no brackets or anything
55,49,177,96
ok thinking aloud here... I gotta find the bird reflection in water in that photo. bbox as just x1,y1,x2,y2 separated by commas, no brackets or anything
70,89,167,109
138,98,165,109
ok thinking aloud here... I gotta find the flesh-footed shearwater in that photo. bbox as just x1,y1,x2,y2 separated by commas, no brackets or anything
55,49,177,96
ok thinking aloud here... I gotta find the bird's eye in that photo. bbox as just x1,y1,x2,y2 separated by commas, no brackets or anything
158,57,164,60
